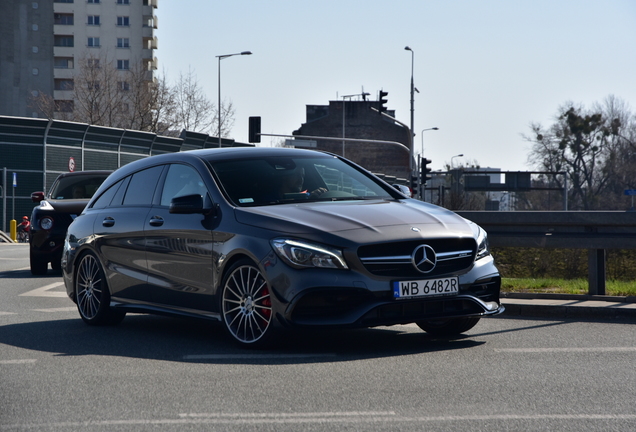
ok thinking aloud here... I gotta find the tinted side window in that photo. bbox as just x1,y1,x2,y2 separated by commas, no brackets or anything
160,164,208,207
123,166,163,206
91,179,123,209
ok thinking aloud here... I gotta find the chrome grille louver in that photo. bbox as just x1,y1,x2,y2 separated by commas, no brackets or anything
358,238,477,278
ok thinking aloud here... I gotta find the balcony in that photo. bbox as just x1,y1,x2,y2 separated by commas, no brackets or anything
143,15,158,29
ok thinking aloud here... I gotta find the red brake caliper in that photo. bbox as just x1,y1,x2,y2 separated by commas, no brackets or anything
260,287,272,320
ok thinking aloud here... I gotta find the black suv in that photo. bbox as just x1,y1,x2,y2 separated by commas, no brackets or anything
30,171,111,275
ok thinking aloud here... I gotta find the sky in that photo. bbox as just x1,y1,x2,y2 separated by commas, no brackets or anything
155,1,636,172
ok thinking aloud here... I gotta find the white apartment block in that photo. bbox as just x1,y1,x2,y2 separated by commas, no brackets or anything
0,0,158,118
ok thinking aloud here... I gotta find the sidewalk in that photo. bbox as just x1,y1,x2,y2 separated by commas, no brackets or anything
500,293,636,321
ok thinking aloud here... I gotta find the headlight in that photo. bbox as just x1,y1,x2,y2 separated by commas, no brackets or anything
271,238,348,270
40,216,54,230
475,225,490,261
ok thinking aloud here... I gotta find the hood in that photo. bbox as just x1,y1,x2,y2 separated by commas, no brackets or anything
40,199,90,215
234,199,473,240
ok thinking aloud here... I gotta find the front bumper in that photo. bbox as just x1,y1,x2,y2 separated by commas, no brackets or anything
279,275,503,328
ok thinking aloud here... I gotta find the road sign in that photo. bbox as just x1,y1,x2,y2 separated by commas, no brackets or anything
12,172,16,187
624,189,636,196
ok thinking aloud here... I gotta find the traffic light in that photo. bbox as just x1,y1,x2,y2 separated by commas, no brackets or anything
379,90,388,113
421,158,433,185
248,116,261,143
410,175,419,197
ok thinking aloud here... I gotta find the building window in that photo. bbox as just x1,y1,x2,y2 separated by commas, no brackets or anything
54,57,74,69
54,13,74,25
54,0,74,3
87,0,100,3
87,81,100,90
87,15,100,25
54,100,74,113
117,60,130,70
119,81,130,91
54,79,74,90
117,0,130,4
117,38,130,48
87,37,100,47
87,58,100,68
54,35,74,47
117,16,130,26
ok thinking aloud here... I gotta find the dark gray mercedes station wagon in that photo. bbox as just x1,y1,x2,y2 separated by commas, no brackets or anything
62,147,503,347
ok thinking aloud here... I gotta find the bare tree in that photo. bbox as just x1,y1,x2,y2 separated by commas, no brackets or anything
170,68,215,133
73,53,126,127
31,57,237,139
525,96,636,209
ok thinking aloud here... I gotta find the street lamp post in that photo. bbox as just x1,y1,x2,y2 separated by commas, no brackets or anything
418,127,439,200
216,51,252,147
420,127,439,159
451,153,464,168
405,46,415,172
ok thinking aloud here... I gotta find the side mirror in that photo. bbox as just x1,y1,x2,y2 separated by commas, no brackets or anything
31,192,45,203
169,194,217,216
392,184,411,197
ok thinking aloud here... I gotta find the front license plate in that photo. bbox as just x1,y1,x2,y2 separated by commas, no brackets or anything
393,277,459,299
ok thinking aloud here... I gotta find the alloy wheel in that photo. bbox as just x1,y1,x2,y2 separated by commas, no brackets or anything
221,264,273,344
76,253,104,321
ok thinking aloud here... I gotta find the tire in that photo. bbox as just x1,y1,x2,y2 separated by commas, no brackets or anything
416,316,481,337
30,248,48,275
75,251,126,326
219,260,276,348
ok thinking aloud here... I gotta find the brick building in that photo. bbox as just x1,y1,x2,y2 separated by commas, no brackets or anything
292,99,411,179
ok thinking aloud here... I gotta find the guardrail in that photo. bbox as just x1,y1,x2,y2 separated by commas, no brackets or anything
456,211,636,296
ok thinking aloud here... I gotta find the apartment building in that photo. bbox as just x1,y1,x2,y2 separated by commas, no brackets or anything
0,0,158,118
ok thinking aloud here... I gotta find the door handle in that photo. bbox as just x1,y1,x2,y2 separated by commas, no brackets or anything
149,216,164,227
102,217,115,227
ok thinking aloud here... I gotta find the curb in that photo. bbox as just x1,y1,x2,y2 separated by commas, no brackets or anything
499,294,636,322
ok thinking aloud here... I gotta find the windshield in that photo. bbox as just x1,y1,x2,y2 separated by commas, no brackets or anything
49,173,110,200
209,155,395,207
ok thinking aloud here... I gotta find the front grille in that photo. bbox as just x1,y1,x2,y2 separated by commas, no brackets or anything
359,297,486,327
358,238,476,278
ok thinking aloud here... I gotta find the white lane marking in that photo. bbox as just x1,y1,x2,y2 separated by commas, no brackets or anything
0,311,18,316
180,411,395,419
32,307,76,313
495,347,636,353
3,413,636,429
19,282,67,298
183,353,337,360
0,359,37,365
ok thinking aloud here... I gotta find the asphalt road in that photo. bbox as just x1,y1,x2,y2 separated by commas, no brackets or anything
1,244,635,432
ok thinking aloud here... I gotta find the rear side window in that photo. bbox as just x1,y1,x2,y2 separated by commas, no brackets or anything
122,166,163,206
91,179,124,209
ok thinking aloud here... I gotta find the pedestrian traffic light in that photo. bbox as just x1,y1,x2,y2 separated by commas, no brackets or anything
410,175,419,196
421,158,433,185
379,91,388,113
248,116,261,143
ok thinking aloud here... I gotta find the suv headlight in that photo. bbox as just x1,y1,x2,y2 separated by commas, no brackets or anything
271,238,348,270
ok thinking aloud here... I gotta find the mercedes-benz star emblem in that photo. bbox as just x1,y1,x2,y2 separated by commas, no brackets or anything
412,244,437,273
